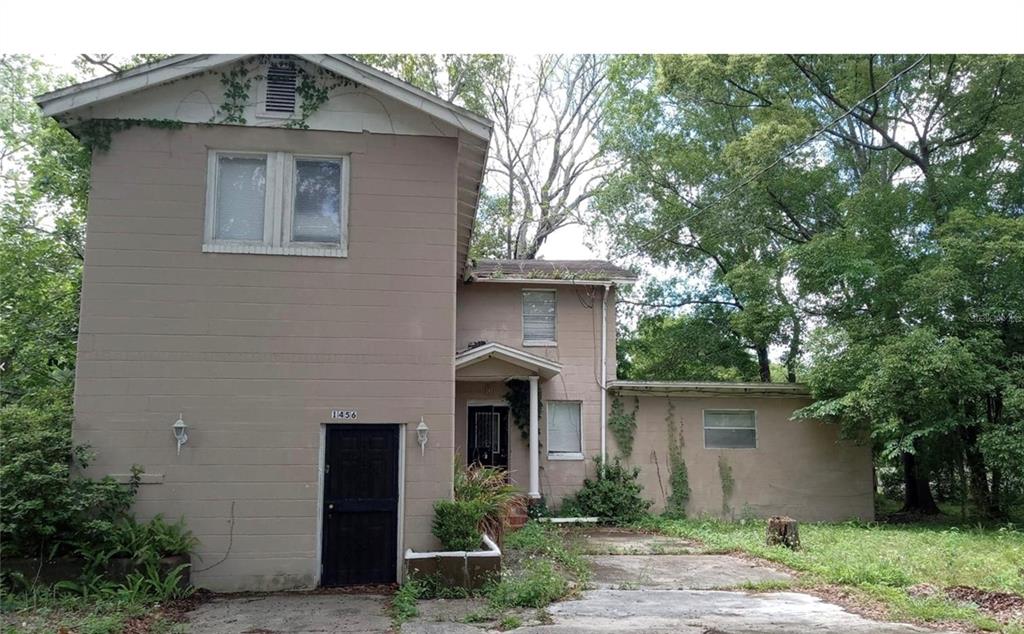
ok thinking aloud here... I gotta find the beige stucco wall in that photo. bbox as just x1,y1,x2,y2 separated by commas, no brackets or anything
75,124,459,591
619,395,874,522
455,282,616,504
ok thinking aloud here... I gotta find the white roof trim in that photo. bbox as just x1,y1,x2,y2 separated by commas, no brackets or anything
456,342,562,380
472,277,634,287
608,380,810,397
35,54,493,142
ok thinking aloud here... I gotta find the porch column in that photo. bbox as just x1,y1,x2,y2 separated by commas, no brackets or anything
528,375,540,498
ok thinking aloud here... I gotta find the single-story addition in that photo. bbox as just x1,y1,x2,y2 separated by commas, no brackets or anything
37,54,874,593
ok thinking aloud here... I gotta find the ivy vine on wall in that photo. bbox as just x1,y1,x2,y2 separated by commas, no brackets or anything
74,118,185,153
664,397,690,518
213,56,359,128
504,379,542,440
608,395,638,458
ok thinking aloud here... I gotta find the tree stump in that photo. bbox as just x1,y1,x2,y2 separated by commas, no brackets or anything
766,516,800,549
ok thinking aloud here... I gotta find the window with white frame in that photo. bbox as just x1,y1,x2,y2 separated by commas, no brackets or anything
204,150,348,257
704,410,756,449
523,290,557,345
546,401,582,458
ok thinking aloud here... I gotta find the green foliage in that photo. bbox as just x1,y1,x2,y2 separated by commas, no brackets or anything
503,521,590,582
599,53,1024,516
617,312,761,382
453,459,521,539
432,499,487,551
487,558,567,609
664,399,690,518
608,395,638,458
1,56,90,410
216,63,252,124
504,379,541,440
0,405,140,559
353,54,504,116
391,578,424,624
559,457,652,523
74,118,184,153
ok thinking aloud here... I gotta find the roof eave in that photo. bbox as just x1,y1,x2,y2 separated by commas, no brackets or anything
608,380,811,398
468,276,636,286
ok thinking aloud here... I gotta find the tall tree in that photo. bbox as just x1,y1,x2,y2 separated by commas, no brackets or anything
1,55,90,409
599,54,1024,515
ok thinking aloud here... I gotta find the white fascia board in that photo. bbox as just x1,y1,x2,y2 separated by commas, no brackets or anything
300,55,493,142
36,55,249,118
456,343,562,379
471,277,635,287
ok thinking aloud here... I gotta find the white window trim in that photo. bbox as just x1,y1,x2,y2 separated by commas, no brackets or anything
522,288,557,347
702,408,758,450
545,400,583,460
203,150,349,258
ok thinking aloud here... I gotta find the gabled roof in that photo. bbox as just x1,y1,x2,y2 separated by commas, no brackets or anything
468,259,637,285
455,342,562,380
35,54,491,142
35,54,492,269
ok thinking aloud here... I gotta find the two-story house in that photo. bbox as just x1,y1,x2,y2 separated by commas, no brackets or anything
37,54,873,592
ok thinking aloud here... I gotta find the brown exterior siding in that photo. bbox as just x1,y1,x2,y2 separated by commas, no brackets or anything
455,282,617,504
74,124,459,591
621,395,874,522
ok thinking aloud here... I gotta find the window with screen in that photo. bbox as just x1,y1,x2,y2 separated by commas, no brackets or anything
704,410,756,449
523,290,557,344
547,401,582,457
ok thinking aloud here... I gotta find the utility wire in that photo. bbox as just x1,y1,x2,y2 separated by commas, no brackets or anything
626,55,928,257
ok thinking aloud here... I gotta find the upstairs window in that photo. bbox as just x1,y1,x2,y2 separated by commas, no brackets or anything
205,151,348,257
263,63,298,116
523,290,557,345
704,410,756,449
547,401,582,458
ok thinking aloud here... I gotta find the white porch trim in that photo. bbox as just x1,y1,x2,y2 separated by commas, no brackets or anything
528,375,540,499
455,342,562,381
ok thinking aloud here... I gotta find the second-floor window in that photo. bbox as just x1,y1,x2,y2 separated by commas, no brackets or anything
204,150,349,257
523,290,557,345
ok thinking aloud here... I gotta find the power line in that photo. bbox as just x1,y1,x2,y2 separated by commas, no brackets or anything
626,55,928,257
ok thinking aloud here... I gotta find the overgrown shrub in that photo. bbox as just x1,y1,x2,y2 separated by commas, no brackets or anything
432,499,487,550
454,459,521,539
559,457,652,524
0,405,139,559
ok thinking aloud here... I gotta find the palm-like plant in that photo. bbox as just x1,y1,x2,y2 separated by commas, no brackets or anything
453,458,523,541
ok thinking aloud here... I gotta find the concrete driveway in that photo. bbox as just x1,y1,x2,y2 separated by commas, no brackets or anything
184,528,961,633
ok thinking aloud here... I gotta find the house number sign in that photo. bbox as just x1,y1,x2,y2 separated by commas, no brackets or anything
330,409,358,420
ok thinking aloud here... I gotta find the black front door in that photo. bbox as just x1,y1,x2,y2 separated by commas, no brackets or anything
467,405,510,469
321,424,399,586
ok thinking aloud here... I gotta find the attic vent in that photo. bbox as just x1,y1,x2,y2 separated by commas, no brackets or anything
264,64,298,114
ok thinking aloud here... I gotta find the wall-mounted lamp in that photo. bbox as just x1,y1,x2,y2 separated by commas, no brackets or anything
416,417,429,456
172,413,188,455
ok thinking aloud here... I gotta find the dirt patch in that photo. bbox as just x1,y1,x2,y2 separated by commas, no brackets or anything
119,589,213,633
946,586,1024,621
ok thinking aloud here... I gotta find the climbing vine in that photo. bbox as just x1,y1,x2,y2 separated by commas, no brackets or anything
504,379,542,440
216,64,253,124
664,398,690,518
213,57,359,128
74,118,185,152
608,395,638,458
718,455,735,518
286,67,357,129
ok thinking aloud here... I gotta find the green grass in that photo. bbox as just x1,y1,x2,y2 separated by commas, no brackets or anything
1,588,183,634
638,515,1024,631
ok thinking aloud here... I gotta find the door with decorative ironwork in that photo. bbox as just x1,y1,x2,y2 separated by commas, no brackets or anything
467,405,510,469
